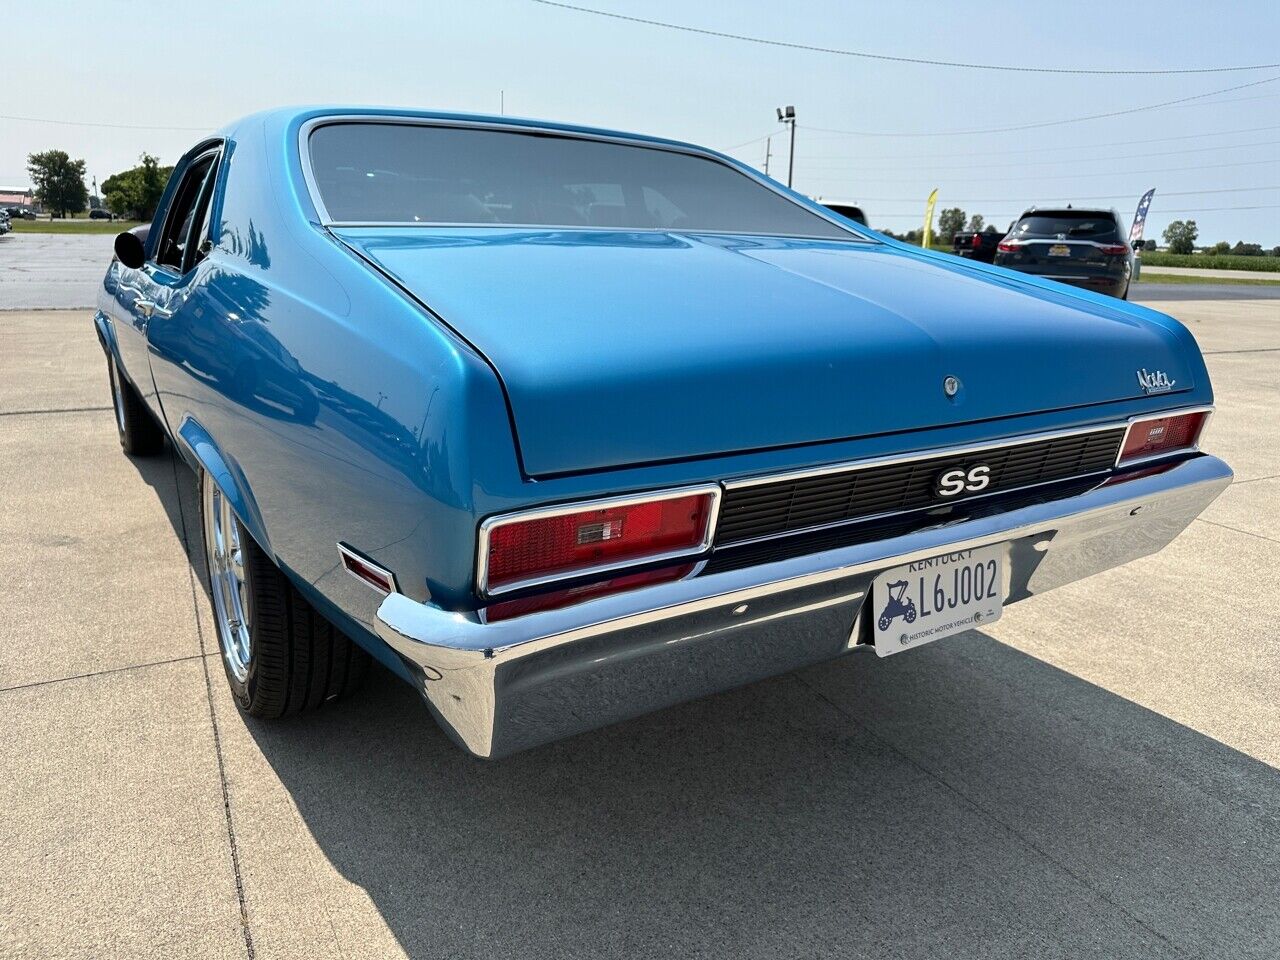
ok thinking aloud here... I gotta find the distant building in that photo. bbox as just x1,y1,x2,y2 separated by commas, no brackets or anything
0,187,37,211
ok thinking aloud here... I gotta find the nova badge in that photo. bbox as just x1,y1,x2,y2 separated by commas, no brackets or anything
1136,368,1176,395
936,464,991,498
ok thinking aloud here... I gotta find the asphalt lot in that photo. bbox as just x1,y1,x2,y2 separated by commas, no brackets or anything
1,243,1278,959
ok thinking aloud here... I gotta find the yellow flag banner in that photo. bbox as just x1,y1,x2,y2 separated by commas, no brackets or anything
922,188,939,249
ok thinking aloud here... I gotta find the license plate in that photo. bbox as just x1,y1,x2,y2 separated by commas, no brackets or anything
871,545,1004,657
1048,244,1071,256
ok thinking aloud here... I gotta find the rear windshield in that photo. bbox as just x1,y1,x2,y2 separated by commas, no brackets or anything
308,122,851,238
1009,212,1120,240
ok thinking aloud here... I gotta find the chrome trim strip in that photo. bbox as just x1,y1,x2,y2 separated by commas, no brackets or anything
1114,404,1215,468
476,483,724,597
337,542,398,595
323,221,865,242
1005,239,1128,250
296,114,871,242
722,418,1132,491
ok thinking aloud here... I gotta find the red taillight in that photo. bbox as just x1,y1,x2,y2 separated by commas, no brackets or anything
1117,411,1209,466
1100,243,1129,256
971,234,982,248
481,488,718,593
997,240,1021,253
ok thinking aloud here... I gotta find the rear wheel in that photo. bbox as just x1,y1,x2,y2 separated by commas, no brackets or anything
200,470,368,717
107,354,165,455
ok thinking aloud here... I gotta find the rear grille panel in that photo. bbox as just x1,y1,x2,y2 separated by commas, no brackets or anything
705,474,1104,576
715,428,1126,546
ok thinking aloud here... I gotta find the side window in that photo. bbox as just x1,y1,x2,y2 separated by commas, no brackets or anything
155,151,218,272
186,159,221,271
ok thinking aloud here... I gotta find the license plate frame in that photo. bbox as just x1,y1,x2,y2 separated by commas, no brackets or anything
871,545,1004,657
1048,243,1072,257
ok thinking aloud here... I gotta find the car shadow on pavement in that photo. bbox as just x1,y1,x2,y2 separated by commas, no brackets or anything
152,451,1280,960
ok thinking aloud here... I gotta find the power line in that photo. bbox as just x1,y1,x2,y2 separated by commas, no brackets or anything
0,112,210,132
784,123,1280,159
795,91,1280,146
801,74,1280,138
803,157,1279,186
720,128,784,151
794,138,1280,172
829,186,1277,204
531,1,1280,75
728,123,1280,169
865,204,1280,219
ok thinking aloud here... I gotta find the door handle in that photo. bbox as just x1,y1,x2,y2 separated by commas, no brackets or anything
135,299,174,320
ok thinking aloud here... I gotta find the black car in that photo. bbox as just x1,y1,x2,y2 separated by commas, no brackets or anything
88,208,114,220
6,206,37,220
952,227,1004,263
993,208,1132,299
821,202,868,226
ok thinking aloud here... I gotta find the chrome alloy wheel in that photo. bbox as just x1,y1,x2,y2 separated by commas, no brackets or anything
203,475,253,683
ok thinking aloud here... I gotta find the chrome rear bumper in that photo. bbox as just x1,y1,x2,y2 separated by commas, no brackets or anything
375,455,1232,758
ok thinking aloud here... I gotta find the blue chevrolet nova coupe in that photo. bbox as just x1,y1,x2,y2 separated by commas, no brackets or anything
97,106,1231,758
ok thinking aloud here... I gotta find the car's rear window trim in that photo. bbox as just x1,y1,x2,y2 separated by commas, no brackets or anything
298,115,874,243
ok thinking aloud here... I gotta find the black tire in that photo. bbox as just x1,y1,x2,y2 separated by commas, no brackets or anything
108,353,165,455
200,471,369,718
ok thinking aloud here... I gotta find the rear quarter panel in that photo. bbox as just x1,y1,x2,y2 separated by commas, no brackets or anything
142,114,517,671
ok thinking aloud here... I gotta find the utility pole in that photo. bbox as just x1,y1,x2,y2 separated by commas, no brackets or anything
776,105,796,188
763,136,772,177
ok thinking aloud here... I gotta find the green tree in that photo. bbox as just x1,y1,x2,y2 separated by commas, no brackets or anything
937,207,967,243
26,149,88,218
102,153,172,221
966,214,985,232
1209,241,1231,256
1162,219,1198,255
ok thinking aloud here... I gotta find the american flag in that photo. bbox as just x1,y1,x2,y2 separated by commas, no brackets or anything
1129,188,1156,244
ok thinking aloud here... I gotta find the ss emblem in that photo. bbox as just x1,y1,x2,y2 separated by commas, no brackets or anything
936,464,991,498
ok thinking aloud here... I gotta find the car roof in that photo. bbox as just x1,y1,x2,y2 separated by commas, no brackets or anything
224,105,721,161
1017,207,1118,220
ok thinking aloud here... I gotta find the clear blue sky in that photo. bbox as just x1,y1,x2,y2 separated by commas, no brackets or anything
4,0,1278,244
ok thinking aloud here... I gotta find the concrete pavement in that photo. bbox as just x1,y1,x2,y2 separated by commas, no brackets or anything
1,300,1278,959
0,234,115,310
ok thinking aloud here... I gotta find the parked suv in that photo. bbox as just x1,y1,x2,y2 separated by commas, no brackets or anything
994,208,1132,299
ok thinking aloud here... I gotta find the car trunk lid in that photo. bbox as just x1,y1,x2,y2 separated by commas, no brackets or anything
335,227,1195,477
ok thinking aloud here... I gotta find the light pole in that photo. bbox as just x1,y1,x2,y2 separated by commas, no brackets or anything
776,105,796,188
